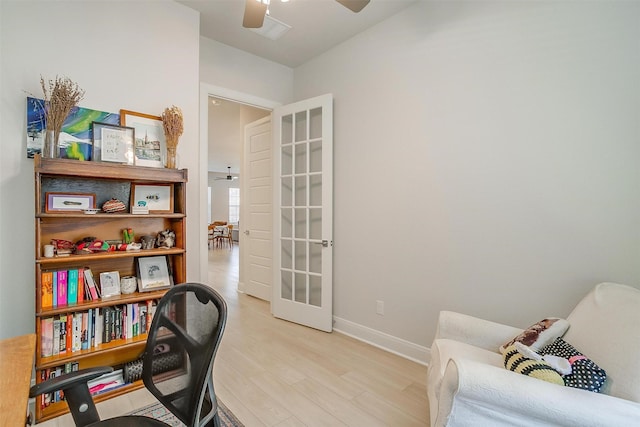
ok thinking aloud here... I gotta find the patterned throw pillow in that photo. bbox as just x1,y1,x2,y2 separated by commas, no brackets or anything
503,343,565,385
499,318,570,354
539,338,607,393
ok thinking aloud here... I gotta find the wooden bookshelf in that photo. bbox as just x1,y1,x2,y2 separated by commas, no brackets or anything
33,155,188,423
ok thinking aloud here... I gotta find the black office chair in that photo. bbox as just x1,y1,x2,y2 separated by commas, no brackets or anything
30,283,227,426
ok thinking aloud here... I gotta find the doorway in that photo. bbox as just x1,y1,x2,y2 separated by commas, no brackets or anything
203,88,272,295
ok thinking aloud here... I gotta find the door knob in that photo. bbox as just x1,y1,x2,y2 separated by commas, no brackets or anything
244,230,250,235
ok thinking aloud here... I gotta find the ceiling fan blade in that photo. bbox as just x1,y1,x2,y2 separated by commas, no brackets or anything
336,0,370,13
243,0,268,28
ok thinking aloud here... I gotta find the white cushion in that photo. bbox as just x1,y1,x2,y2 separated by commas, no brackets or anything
565,282,640,402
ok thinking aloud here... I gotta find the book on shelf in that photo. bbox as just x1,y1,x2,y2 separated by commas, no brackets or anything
41,271,53,309
38,361,79,409
52,318,61,356
39,300,156,357
77,270,85,303
72,313,81,352
87,368,125,396
83,268,100,300
67,269,78,305
59,314,67,355
57,270,68,306
41,318,54,357
52,272,58,307
42,268,101,309
66,314,73,353
94,308,103,348
81,311,89,350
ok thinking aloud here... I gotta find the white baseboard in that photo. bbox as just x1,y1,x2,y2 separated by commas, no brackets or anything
333,316,430,366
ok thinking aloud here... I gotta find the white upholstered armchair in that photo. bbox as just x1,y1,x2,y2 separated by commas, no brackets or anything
426,282,640,426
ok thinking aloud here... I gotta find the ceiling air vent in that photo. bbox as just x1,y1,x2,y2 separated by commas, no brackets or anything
249,15,291,40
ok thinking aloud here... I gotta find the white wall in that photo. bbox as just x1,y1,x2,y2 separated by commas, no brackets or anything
200,37,294,105
208,174,240,224
0,0,200,339
295,0,640,356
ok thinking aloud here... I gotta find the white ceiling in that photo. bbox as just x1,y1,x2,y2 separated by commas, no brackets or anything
177,0,418,68
185,0,417,174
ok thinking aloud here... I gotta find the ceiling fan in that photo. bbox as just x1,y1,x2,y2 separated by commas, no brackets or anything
243,0,370,28
214,167,239,181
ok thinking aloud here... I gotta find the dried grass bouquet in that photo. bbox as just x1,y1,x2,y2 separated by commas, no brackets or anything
40,75,85,135
161,105,184,146
161,105,184,168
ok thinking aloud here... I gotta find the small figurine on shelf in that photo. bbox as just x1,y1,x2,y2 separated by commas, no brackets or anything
156,229,175,248
75,237,109,253
51,239,75,256
102,198,126,213
140,234,156,250
123,228,134,244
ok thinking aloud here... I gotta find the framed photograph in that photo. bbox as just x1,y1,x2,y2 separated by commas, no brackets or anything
45,192,96,213
120,110,165,168
137,256,173,292
92,122,135,164
99,271,121,298
131,184,174,213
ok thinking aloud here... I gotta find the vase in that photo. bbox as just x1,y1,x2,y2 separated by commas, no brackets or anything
165,145,178,169
42,130,59,159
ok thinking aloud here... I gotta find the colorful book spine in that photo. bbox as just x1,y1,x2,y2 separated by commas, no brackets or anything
52,272,58,307
41,318,54,357
57,270,68,306
90,308,96,347
81,312,89,350
77,270,85,303
72,313,82,352
67,269,78,305
66,314,73,352
84,268,99,300
52,319,61,356
94,308,101,347
41,271,53,309
59,314,67,354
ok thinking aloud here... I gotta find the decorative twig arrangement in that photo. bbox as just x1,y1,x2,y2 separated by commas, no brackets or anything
161,105,183,168
161,105,184,146
40,75,85,134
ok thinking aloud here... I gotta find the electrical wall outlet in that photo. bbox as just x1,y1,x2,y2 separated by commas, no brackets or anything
376,300,384,315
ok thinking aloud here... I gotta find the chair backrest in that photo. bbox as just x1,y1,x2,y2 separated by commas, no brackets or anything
142,283,227,426
565,282,640,402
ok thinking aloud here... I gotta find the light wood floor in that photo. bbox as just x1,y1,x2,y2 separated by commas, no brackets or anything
38,245,429,426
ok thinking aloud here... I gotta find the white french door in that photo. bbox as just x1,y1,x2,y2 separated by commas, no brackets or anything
272,94,333,332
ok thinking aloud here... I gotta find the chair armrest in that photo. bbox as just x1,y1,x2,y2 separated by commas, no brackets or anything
29,366,113,397
29,366,112,427
437,358,640,427
434,311,522,351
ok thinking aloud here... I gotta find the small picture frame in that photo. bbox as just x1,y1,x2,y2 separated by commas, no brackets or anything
131,184,174,213
137,256,173,292
45,192,96,213
99,271,121,298
120,110,165,168
92,122,135,164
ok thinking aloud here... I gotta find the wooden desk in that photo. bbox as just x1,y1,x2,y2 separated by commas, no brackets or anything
0,334,36,427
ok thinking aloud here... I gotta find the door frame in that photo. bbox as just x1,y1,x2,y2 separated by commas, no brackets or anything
198,83,280,285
